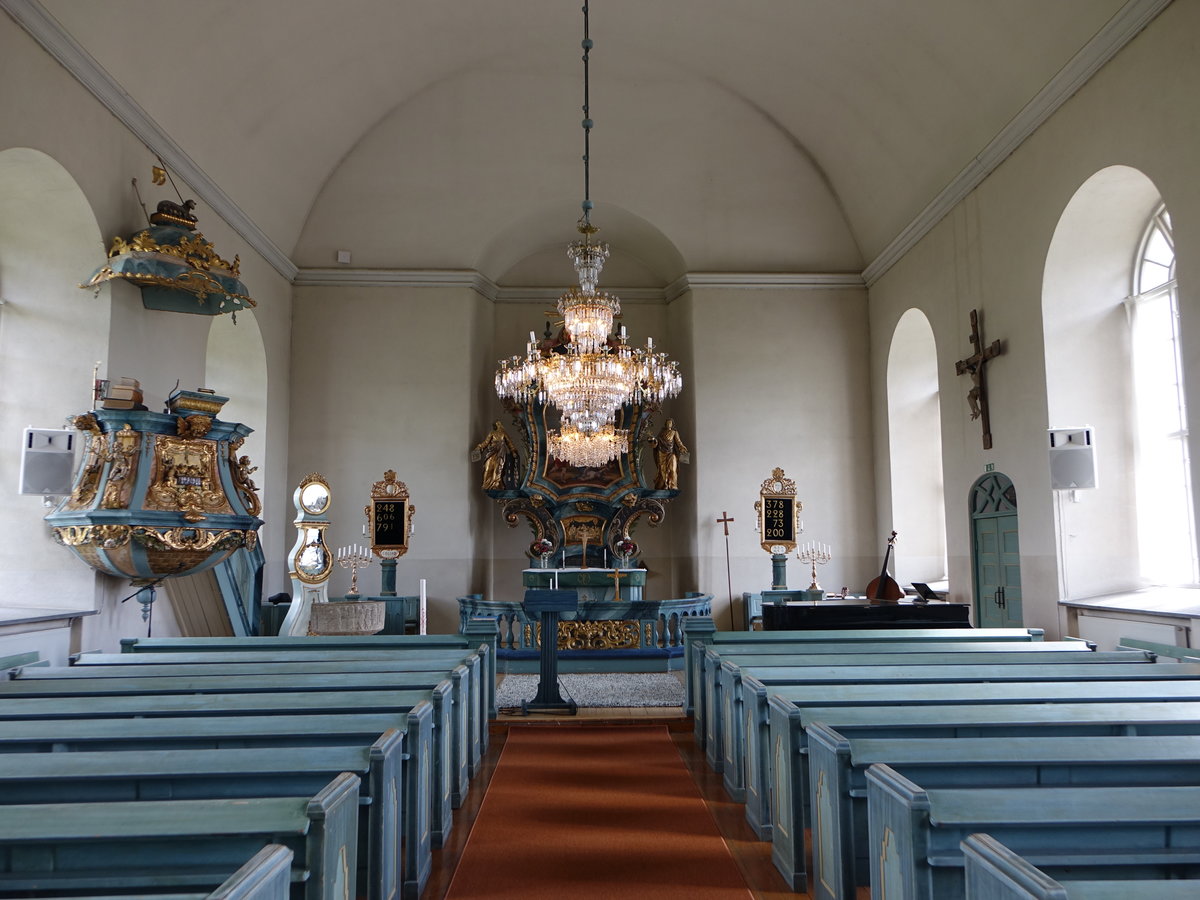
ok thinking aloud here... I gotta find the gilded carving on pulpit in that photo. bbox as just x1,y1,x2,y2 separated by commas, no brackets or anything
647,418,690,491
471,420,518,490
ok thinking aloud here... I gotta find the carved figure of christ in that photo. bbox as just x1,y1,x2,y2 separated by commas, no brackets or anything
954,308,1004,450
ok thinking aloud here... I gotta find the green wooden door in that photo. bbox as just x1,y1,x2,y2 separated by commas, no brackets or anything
971,474,1023,628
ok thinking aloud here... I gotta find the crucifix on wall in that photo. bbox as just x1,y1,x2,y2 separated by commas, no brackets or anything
954,308,1005,450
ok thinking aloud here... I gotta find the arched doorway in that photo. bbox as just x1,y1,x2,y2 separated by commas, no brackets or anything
970,472,1022,627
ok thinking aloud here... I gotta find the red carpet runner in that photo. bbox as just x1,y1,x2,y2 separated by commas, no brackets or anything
445,725,753,899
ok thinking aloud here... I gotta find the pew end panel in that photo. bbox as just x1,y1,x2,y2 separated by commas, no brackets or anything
212,844,294,900
764,693,809,890
963,833,1073,900
742,674,776,841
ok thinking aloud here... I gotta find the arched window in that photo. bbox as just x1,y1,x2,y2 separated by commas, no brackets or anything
1128,205,1194,583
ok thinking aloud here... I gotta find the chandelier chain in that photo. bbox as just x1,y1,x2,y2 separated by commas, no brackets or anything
493,0,683,468
581,0,592,226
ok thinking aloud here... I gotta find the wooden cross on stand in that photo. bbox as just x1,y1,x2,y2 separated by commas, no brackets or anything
716,511,736,631
954,308,1004,450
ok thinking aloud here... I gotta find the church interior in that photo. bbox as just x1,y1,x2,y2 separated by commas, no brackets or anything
3,1,1200,897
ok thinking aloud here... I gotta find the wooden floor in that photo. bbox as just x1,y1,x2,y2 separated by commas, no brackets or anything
423,711,803,899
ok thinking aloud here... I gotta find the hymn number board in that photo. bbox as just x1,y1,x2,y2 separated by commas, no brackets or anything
365,470,415,557
756,467,803,555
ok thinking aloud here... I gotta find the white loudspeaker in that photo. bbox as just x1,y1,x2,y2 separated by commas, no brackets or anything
19,428,76,495
1048,426,1097,490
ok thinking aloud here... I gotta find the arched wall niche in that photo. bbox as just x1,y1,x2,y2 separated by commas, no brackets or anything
0,147,110,609
204,311,269,521
1042,165,1163,599
886,307,946,586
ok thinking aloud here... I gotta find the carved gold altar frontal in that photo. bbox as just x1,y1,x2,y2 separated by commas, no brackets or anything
526,620,642,651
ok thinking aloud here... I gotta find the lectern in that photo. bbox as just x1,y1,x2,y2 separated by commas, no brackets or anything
522,588,578,715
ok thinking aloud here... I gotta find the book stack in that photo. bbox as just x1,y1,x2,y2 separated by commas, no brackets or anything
102,377,145,410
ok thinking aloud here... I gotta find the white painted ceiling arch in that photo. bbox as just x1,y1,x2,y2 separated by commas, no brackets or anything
23,0,1159,279
291,55,860,275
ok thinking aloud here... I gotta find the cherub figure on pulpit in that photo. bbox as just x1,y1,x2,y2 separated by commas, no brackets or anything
471,420,518,490
647,418,690,491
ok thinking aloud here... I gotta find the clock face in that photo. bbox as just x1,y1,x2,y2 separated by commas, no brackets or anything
299,480,330,514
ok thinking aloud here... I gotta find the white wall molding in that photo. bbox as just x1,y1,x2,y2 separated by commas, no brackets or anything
294,268,866,302
863,0,1173,287
1,0,298,281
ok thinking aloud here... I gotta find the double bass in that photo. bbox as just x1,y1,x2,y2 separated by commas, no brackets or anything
866,530,904,604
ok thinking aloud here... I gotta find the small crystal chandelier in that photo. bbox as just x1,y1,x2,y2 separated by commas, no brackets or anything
494,0,682,467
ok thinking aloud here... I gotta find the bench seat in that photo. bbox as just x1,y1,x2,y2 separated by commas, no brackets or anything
808,729,1200,899
762,697,1200,888
963,833,1200,900
0,710,434,899
0,775,359,900
0,739,401,900
869,766,1200,900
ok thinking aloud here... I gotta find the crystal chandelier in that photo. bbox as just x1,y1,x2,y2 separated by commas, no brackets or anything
494,0,682,467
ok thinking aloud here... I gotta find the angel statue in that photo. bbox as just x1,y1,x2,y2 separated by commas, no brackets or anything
647,418,690,491
471,420,518,490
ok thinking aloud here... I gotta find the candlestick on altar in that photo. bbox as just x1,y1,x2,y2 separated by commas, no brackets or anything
336,544,374,597
796,541,832,591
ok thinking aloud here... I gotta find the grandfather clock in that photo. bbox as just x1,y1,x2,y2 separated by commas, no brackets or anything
279,473,333,636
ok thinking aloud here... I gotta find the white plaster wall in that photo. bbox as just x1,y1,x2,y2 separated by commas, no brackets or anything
687,286,875,628
867,0,1200,638
289,285,480,633
0,15,295,645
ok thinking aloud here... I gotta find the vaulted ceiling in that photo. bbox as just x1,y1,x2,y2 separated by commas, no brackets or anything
21,0,1160,285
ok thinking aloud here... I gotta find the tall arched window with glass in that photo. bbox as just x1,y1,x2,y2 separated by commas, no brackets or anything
1129,205,1195,584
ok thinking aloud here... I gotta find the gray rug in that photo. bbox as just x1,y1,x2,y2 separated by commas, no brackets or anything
495,673,684,709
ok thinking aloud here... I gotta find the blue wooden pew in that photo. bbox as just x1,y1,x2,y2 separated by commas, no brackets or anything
0,738,401,900
66,645,491,758
868,765,1200,900
0,686,455,849
17,844,295,900
695,639,1100,754
681,623,1046,717
116,621,501,717
703,645,1151,775
3,665,479,800
962,833,1200,900
714,654,1180,797
0,774,360,900
808,730,1200,900
751,680,1200,861
0,711,433,899
764,699,1200,891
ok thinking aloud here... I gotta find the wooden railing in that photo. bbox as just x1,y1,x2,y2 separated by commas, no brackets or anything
457,592,712,655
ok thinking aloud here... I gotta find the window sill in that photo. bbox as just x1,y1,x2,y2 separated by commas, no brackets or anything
1058,586,1200,620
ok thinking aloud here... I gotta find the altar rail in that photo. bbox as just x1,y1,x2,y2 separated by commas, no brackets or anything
458,592,712,673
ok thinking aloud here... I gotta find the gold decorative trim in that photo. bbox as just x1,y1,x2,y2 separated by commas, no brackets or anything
131,526,250,553
228,438,262,517
556,620,639,651
108,229,241,277
759,467,797,497
100,424,141,510
52,524,131,549
147,435,232,522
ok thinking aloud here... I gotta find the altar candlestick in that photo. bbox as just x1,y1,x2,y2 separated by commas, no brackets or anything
419,579,427,635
